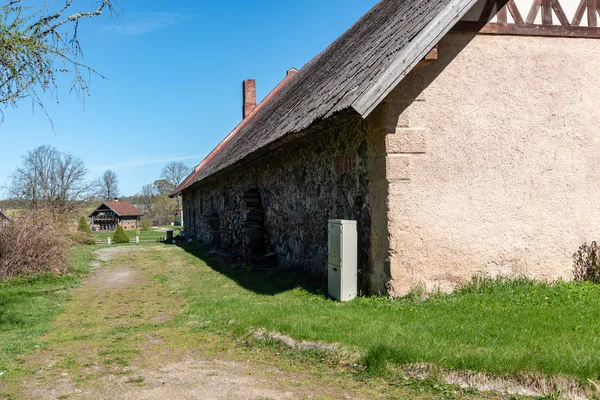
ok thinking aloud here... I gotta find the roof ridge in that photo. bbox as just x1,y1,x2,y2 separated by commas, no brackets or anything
174,0,479,194
172,71,298,195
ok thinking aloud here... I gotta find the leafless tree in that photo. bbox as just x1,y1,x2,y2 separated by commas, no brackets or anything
7,145,89,210
135,183,156,213
95,169,119,200
0,0,120,122
160,162,192,191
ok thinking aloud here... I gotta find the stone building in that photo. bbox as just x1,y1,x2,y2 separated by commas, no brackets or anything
89,200,142,232
173,0,600,296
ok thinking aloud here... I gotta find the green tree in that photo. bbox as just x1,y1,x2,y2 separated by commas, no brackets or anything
78,216,91,234
112,225,129,244
0,1,119,119
139,217,150,231
148,194,176,226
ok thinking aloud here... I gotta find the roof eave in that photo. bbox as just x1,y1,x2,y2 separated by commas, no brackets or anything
353,0,480,117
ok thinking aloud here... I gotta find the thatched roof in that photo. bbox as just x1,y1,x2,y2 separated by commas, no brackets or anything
0,209,12,222
175,0,477,195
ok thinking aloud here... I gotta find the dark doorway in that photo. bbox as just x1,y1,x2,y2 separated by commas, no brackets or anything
242,189,267,264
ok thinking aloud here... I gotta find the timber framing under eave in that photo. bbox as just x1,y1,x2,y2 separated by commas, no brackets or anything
453,0,600,39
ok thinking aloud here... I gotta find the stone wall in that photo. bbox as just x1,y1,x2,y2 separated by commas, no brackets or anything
182,111,387,292
382,32,600,295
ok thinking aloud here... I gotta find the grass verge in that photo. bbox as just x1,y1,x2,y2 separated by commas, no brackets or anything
0,246,94,375
163,243,600,385
93,229,167,243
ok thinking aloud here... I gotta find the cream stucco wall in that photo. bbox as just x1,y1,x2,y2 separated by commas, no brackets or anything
383,32,600,295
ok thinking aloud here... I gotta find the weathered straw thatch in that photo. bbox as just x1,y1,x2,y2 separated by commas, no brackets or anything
176,0,477,194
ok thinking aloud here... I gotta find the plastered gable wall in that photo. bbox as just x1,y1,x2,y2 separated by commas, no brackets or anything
383,32,600,295
182,111,390,293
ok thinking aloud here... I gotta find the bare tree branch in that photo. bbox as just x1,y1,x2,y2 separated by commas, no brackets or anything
7,144,90,211
0,0,121,123
160,162,192,190
94,169,119,200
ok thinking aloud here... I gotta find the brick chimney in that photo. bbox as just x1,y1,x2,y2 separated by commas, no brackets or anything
243,79,256,120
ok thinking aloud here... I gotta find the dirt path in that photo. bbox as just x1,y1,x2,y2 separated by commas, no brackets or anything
4,246,385,400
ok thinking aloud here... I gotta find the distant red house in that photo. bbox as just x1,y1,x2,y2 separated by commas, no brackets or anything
89,200,143,232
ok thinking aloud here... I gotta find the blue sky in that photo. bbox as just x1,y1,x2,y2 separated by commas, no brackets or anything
0,0,379,197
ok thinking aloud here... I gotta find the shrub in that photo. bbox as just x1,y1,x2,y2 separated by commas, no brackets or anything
78,216,92,234
573,242,600,283
112,225,130,244
0,211,70,281
140,218,150,231
66,231,96,246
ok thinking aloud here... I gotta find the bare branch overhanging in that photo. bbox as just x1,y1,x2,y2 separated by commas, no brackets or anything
0,0,120,123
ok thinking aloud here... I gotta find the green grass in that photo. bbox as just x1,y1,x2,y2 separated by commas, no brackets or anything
161,244,600,383
92,229,167,243
0,247,95,374
156,225,183,230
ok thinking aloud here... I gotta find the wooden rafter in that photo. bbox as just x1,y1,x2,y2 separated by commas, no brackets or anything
479,0,497,22
497,4,508,22
573,0,587,25
588,0,598,27
573,0,599,26
542,0,553,25
479,0,521,24
453,20,600,38
455,0,600,37
551,0,570,26
526,0,571,25
527,0,542,24
507,0,524,24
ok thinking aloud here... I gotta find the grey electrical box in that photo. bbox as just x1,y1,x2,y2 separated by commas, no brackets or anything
328,220,357,301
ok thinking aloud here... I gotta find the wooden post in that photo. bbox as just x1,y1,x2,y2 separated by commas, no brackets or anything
136,236,139,244
108,237,111,245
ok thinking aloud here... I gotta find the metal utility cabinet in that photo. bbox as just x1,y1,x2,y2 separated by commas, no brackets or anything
328,220,358,301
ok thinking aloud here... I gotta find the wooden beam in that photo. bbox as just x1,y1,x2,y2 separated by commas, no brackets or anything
551,0,571,25
507,0,525,24
542,0,553,24
497,2,508,23
573,0,586,25
424,46,438,61
479,0,497,22
588,0,598,27
452,21,600,38
527,0,542,24
412,46,439,72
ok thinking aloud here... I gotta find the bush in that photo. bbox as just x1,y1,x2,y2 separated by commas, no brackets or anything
573,242,600,283
78,216,92,234
140,218,150,231
112,225,130,244
66,231,96,246
0,211,70,281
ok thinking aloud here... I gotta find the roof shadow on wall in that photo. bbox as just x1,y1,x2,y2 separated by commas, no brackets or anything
172,242,326,297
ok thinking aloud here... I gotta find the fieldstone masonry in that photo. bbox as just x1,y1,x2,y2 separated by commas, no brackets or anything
183,111,383,292
184,32,600,296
